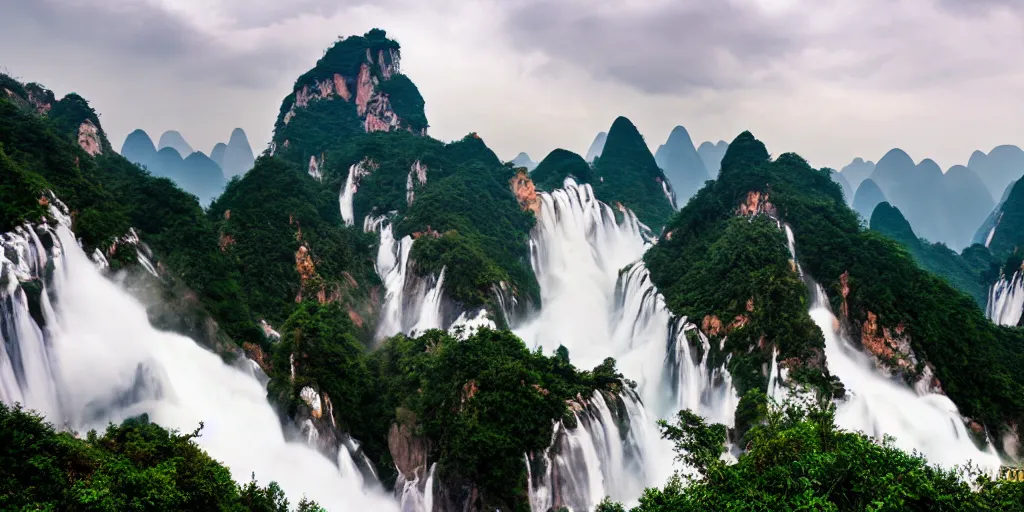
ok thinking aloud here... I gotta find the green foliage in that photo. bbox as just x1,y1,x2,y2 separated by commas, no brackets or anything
870,201,996,307
0,402,321,511
530,148,593,191
293,29,399,91
377,74,428,133
613,402,1024,512
0,142,48,231
986,178,1024,260
269,322,623,510
0,85,260,345
210,155,379,327
592,117,674,231
646,131,1024,430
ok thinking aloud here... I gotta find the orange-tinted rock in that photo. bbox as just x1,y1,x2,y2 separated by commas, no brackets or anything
840,271,850,320
510,170,540,215
861,311,914,369
334,73,351,101
702,315,723,336
355,64,373,116
243,342,271,373
218,232,235,252
348,307,364,328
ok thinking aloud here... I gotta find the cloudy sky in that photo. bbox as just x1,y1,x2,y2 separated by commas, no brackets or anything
2,0,1022,170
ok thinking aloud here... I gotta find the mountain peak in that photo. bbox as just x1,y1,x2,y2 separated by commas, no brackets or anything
585,131,607,162
158,130,194,157
720,131,769,173
273,28,427,159
878,148,913,167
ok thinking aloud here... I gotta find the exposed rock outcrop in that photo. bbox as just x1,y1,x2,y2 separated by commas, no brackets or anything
77,120,102,156
510,170,540,215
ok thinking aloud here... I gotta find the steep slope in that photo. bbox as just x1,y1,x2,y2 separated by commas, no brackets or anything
969,145,1024,200
654,125,710,207
210,141,228,168
697,140,729,179
221,127,255,177
646,131,1024,451
272,29,427,164
870,202,995,307
591,117,675,231
984,178,1024,260
584,131,607,162
829,168,853,203
157,129,194,157
852,178,887,220
530,148,592,191
974,179,1017,247
510,151,537,171
838,157,875,190
0,73,256,348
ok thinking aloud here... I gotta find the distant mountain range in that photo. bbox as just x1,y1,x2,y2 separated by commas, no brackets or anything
120,128,255,204
840,146,1024,251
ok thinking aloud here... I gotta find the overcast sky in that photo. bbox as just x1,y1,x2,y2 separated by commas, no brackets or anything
2,0,1022,171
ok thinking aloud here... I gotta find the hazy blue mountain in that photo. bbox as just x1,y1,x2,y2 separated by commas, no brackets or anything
121,129,157,170
865,148,993,250
120,132,226,205
838,157,875,190
210,142,228,169
852,178,886,221
511,152,537,171
829,169,853,203
941,165,995,250
967,145,1024,200
221,128,255,178
654,125,709,207
696,140,729,179
157,130,194,158
584,131,607,162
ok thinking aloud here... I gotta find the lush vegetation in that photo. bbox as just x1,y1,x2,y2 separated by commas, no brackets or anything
600,401,1024,511
0,78,259,346
273,29,426,163
647,131,1024,437
870,201,998,307
592,116,675,231
644,135,834,396
0,402,324,511
530,148,593,191
209,155,379,330
268,308,627,511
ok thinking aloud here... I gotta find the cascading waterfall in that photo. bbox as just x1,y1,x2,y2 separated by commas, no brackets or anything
516,178,740,511
809,284,1001,470
0,201,396,511
986,271,1024,327
368,222,449,341
782,221,1001,472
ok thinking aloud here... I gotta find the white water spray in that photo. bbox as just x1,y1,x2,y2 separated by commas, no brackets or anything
987,271,1024,327
0,207,396,511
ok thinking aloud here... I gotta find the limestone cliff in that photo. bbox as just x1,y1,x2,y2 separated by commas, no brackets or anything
273,29,428,161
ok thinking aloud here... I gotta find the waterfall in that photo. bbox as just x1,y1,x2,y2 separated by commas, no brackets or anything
807,284,1001,471
368,222,449,341
0,202,396,510
517,178,739,510
527,390,655,512
987,271,1024,327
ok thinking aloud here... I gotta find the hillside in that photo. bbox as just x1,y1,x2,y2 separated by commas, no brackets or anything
645,132,1024,437
591,117,675,231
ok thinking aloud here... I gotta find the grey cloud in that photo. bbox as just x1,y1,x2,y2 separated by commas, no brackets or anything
504,0,1024,96
0,0,296,90
504,0,802,94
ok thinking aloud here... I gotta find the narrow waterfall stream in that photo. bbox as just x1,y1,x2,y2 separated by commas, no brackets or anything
0,205,397,511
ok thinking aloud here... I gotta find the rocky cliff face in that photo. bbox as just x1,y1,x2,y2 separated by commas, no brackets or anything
274,30,428,159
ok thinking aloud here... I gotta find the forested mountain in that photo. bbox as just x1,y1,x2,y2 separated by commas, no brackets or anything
2,27,1024,512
